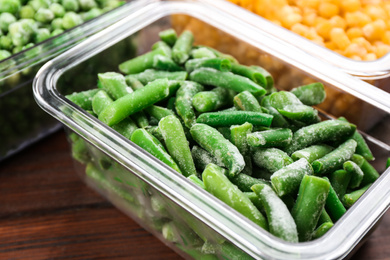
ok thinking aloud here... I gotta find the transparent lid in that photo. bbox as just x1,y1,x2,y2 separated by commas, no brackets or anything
206,0,390,80
33,0,390,259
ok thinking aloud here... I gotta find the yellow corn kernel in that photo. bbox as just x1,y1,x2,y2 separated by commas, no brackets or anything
373,42,390,58
345,11,372,28
314,17,327,27
340,0,361,12
281,12,303,28
270,20,283,26
362,20,386,41
297,0,320,9
315,20,333,40
346,27,363,40
330,28,351,50
324,41,337,50
382,31,390,45
352,37,373,52
318,2,339,19
306,27,321,40
365,5,388,20
364,53,377,60
311,36,325,46
344,43,368,58
350,55,363,60
291,23,310,37
302,12,317,26
329,16,346,30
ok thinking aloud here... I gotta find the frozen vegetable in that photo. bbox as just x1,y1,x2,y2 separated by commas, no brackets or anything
65,29,382,253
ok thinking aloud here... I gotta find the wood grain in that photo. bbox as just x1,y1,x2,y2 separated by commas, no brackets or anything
0,130,389,259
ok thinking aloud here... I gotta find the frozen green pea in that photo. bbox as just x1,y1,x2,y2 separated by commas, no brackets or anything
0,12,17,32
0,0,21,14
79,0,97,11
62,12,82,29
50,3,65,17
29,0,50,11
51,18,63,29
62,0,79,11
9,19,37,46
50,28,63,37
0,49,12,60
0,35,13,50
19,5,35,18
34,8,54,23
34,28,50,43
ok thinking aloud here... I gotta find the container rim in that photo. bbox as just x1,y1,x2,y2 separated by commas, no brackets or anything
204,0,390,80
33,0,390,259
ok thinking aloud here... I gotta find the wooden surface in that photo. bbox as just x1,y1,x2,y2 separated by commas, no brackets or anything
1,130,390,259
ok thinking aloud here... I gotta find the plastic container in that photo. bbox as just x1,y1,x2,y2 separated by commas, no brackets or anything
33,0,390,259
0,0,144,161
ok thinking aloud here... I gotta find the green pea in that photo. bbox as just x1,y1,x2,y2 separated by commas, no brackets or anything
0,0,21,14
62,0,79,12
62,12,82,29
0,12,17,32
34,28,50,43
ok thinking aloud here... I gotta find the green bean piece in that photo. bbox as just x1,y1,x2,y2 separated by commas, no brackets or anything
231,63,267,88
291,175,330,242
185,58,231,73
144,105,174,121
290,82,326,106
291,144,334,163
233,90,263,113
159,115,196,177
285,120,356,155
191,145,224,171
253,147,293,173
189,68,266,97
119,47,169,74
172,30,193,64
247,128,292,148
71,135,89,163
343,160,364,189
131,129,182,173
252,184,298,242
131,111,149,128
268,91,319,123
230,122,253,175
0,13,16,32
190,123,245,176
195,45,238,64
111,117,138,140
125,75,144,91
152,54,183,71
187,174,205,189
351,154,364,167
217,127,231,140
338,117,374,161
260,95,290,128
192,87,235,113
312,222,333,239
250,65,274,91
243,192,265,214
343,184,371,208
229,173,269,192
175,81,204,128
196,111,273,128
99,78,171,126
202,164,268,230
129,69,187,85
159,28,177,46
146,126,164,144
360,157,380,186
151,41,171,56
329,169,351,200
92,90,113,116
271,158,313,197
62,12,82,29
66,88,99,110
190,47,217,59
323,177,346,222
317,209,333,226
98,72,132,99
312,139,357,176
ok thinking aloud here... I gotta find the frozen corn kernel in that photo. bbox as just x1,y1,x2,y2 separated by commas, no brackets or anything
330,28,351,50
315,20,333,40
373,42,390,58
291,23,310,37
344,43,368,58
329,16,346,30
345,11,372,27
281,12,303,28
302,12,317,26
364,53,377,60
297,0,320,9
362,20,386,41
340,0,361,12
364,4,388,20
318,2,339,18
350,55,363,60
346,27,363,40
352,37,373,52
324,41,337,50
382,31,390,45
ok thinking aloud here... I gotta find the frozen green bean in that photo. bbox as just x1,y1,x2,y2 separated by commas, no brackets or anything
329,169,351,200
343,160,364,189
343,184,371,208
172,30,193,64
192,87,235,113
119,47,169,74
159,28,177,46
185,58,231,73
247,128,292,148
98,72,132,99
129,69,187,85
230,122,253,175
191,145,224,171
175,81,204,128
229,172,269,192
231,63,267,88
291,144,333,163
152,55,183,71
252,147,293,173
196,111,273,127
323,177,346,222
312,222,333,239
290,82,326,106
66,88,99,110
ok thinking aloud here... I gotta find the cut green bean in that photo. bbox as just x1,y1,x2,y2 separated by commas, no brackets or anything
92,90,113,116
260,95,290,128
229,173,269,192
271,158,313,197
144,105,175,121
131,128,181,173
99,79,171,126
351,154,365,167
159,28,177,46
230,122,253,175
317,209,333,226
233,91,263,113
185,58,231,73
131,111,149,128
312,139,357,176
202,164,268,230
343,160,364,189
195,45,238,64
66,88,99,110
187,174,206,190
192,87,235,113
250,65,274,91
290,82,326,106
98,72,132,99
252,184,298,242
360,157,380,186
152,54,183,72
190,47,217,59
191,145,224,171
247,128,292,148
175,81,204,128
189,68,266,97
291,175,330,242
196,111,273,127
111,117,138,140
119,47,169,74
285,120,356,155
291,144,334,163
343,184,371,208
329,169,351,200
190,123,245,176
231,63,267,88
129,69,187,85
172,30,193,64
125,75,144,91
323,177,346,222
252,147,293,173
313,222,333,239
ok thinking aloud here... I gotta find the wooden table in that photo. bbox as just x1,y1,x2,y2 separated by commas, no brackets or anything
1,130,389,259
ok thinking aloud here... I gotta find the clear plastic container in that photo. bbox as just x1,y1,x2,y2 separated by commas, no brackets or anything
33,0,390,259
0,0,143,161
